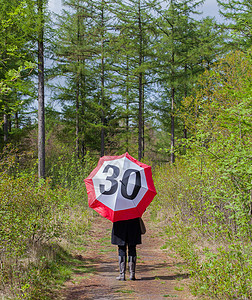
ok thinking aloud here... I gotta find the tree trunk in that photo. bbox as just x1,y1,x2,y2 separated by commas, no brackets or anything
170,23,175,164
38,0,45,179
184,64,188,140
138,73,143,161
76,3,80,158
101,58,105,157
126,57,129,152
76,77,80,157
15,112,19,129
138,0,143,161
142,72,145,158
3,114,8,142
171,85,175,163
81,72,86,159
100,0,105,157
8,115,11,133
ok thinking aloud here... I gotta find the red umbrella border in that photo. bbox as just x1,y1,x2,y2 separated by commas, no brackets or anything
84,152,157,222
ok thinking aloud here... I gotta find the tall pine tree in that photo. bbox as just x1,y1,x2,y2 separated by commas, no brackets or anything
153,0,220,162
217,0,252,50
112,0,157,160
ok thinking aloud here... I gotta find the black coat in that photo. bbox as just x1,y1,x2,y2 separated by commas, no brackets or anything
111,218,142,246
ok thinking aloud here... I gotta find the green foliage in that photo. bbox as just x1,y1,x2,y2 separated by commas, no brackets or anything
0,173,65,251
192,244,252,299
1,0,252,298
181,49,252,239
0,148,92,299
46,146,97,207
153,160,252,299
151,49,252,299
217,0,252,50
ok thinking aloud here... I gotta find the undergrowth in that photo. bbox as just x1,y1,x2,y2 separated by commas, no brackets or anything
151,51,252,300
152,161,252,300
0,148,94,299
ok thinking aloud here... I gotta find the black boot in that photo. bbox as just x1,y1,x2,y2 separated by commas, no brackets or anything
116,256,126,281
128,256,136,280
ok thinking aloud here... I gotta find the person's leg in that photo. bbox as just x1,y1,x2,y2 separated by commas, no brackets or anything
117,245,127,280
128,245,137,280
118,245,127,257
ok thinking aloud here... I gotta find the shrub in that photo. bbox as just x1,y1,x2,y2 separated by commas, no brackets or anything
151,50,252,299
0,148,92,299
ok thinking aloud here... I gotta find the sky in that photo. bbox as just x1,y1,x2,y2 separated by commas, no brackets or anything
200,0,221,19
48,0,222,20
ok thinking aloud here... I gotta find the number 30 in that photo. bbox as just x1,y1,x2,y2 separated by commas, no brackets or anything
99,165,141,200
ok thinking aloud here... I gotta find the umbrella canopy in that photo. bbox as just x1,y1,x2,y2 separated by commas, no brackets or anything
84,152,157,222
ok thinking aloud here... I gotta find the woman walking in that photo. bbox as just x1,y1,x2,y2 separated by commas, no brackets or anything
111,217,142,281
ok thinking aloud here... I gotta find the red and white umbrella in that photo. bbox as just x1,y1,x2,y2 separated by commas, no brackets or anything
84,152,157,222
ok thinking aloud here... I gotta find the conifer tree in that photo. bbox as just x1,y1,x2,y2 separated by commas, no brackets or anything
93,0,115,157
217,0,252,50
112,0,157,160
25,0,53,178
37,0,48,179
153,0,221,162
178,16,224,141
56,0,99,157
55,0,116,157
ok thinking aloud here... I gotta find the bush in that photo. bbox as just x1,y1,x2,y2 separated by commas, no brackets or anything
153,162,252,299
151,50,252,299
192,244,252,299
0,148,92,299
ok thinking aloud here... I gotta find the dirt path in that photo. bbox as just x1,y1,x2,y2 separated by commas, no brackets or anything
61,213,197,300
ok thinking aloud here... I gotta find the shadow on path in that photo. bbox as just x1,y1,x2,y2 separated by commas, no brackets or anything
70,254,189,282
61,213,196,300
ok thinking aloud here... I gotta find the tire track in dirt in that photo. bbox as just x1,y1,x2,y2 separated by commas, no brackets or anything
61,213,196,300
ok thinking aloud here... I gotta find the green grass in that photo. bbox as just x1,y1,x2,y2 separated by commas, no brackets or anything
48,246,96,285
99,248,115,253
174,286,184,291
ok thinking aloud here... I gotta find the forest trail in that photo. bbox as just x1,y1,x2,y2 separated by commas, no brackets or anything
60,213,196,300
